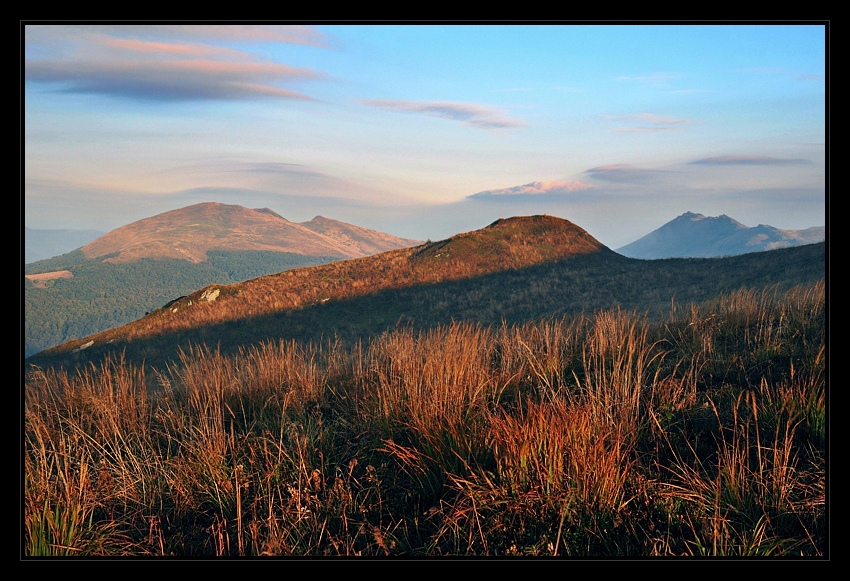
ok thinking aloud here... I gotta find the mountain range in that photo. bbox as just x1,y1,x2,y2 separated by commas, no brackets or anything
616,211,825,259
75,202,419,264
23,203,421,357
24,204,827,363
26,213,825,373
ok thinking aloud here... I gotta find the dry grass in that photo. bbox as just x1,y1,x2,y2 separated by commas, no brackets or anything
24,280,826,557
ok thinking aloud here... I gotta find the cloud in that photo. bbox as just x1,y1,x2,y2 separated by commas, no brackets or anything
363,99,526,129
739,67,788,75
25,25,328,102
229,162,328,177
603,113,696,133
690,155,811,166
99,37,258,60
468,180,596,199
582,165,666,184
80,24,331,48
149,159,343,195
616,72,683,86
610,126,683,134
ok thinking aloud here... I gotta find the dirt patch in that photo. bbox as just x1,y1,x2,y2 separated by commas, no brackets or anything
26,270,74,288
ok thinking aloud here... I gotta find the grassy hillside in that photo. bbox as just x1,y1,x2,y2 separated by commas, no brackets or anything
22,214,827,557
27,238,825,374
24,280,826,556
24,203,421,358
24,249,338,357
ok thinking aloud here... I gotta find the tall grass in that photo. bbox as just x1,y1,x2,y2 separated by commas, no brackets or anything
23,281,826,557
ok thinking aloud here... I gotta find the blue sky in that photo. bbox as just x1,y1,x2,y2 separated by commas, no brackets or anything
23,23,827,248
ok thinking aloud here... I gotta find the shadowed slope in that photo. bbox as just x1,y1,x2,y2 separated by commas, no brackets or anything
25,202,422,357
26,216,824,372
30,216,610,362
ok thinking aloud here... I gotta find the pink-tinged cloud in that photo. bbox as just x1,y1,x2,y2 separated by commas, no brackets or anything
690,155,810,166
468,180,596,199
100,37,255,60
168,24,331,47
88,24,331,48
363,99,526,129
25,25,331,103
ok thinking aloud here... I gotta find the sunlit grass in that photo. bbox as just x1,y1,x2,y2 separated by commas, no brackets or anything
24,280,825,557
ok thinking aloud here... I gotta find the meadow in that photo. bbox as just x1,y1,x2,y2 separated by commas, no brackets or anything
23,280,826,557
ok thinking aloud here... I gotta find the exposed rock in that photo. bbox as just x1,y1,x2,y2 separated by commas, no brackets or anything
73,340,94,352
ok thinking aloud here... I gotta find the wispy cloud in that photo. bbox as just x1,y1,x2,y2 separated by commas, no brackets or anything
219,162,334,182
363,99,526,129
99,37,257,60
740,67,824,83
739,67,788,75
690,155,811,166
583,164,666,184
231,162,323,175
603,112,696,133
25,25,328,102
616,72,683,87
468,180,596,199
84,24,331,48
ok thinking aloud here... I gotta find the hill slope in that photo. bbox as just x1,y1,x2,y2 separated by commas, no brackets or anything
26,215,825,373
23,202,421,357
616,211,825,259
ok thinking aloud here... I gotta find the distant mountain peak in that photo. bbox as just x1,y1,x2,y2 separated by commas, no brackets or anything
617,212,824,259
680,211,703,219
77,203,419,264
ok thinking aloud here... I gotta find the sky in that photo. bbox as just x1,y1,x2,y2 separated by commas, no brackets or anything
23,23,827,249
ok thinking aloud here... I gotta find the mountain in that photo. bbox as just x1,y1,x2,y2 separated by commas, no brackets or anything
76,202,419,263
25,227,105,264
23,202,421,357
26,214,825,373
615,211,825,259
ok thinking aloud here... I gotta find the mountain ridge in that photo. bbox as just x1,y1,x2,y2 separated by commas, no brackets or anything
49,214,612,347
78,202,420,264
24,202,422,357
616,211,825,259
26,214,825,372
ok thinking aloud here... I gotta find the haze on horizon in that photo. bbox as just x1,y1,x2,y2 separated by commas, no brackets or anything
23,23,827,249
